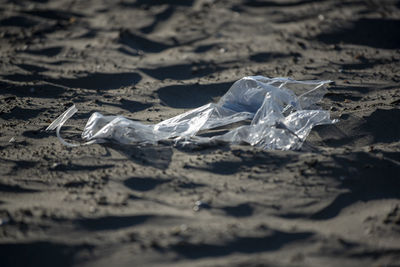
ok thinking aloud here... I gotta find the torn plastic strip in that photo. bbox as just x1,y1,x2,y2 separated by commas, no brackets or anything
46,105,100,147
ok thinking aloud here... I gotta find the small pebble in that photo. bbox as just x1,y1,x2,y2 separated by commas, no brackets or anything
180,224,188,232
0,217,10,226
193,200,210,212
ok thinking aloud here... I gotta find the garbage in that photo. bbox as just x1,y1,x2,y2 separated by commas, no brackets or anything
47,76,337,150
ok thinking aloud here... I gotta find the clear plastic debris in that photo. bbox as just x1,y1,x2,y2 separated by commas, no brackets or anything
47,76,337,150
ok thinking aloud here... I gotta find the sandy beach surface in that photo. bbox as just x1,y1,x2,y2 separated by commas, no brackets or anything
1,0,400,266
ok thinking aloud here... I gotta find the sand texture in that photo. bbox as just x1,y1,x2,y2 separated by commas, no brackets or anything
0,0,400,266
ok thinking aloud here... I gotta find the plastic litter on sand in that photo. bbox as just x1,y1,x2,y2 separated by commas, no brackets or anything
46,76,337,150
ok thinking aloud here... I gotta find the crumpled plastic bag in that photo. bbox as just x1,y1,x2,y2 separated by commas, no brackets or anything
46,76,337,150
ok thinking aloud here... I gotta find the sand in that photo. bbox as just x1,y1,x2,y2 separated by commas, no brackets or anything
0,0,400,266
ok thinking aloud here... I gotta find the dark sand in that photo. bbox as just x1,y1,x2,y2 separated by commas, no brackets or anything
1,0,400,266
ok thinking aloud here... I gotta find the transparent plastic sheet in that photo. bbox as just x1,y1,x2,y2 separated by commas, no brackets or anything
46,76,337,150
